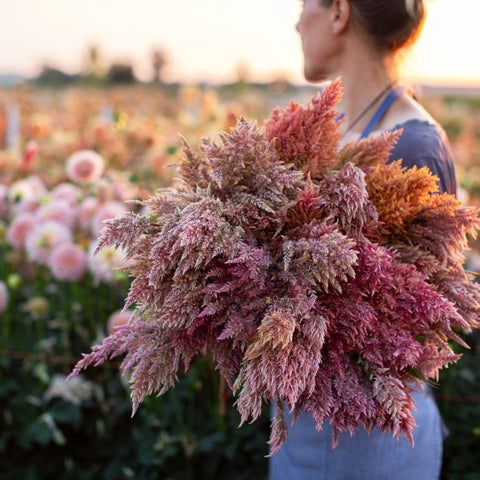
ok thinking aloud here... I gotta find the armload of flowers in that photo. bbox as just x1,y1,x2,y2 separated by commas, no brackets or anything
70,79,480,454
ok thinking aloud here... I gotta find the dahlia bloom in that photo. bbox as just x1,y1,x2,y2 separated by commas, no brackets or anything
88,240,128,285
66,150,104,184
6,212,38,249
35,199,77,229
9,175,46,202
0,281,9,314
48,243,88,281
25,220,72,264
107,309,135,335
50,183,83,208
11,197,39,216
78,197,98,233
71,79,480,454
91,200,127,237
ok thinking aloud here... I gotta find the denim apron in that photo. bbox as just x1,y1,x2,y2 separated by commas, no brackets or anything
269,387,443,480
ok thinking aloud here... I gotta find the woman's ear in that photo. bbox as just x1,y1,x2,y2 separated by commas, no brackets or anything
330,0,350,35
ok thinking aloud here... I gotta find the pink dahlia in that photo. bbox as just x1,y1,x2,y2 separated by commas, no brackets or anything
94,178,115,204
6,212,38,249
35,199,77,229
51,183,83,208
66,150,104,185
0,281,9,313
107,309,134,335
91,201,127,238
78,197,98,234
88,240,128,285
9,176,46,202
48,243,88,281
11,197,39,216
25,220,72,264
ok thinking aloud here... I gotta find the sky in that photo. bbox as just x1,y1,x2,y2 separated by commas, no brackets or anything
0,0,478,86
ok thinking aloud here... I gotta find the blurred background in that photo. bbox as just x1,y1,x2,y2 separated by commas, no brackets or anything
0,1,479,479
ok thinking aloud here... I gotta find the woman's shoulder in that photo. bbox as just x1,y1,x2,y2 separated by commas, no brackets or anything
389,118,450,163
376,90,449,159
388,118,457,195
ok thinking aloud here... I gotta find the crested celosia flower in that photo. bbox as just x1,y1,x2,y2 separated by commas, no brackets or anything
66,150,104,185
25,220,72,264
88,240,128,285
6,212,38,249
70,79,480,455
48,242,88,281
0,281,9,314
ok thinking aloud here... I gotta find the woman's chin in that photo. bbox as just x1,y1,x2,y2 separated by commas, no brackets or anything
303,71,330,84
303,65,331,84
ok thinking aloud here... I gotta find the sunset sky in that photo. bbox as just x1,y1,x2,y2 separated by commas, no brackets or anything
0,0,478,86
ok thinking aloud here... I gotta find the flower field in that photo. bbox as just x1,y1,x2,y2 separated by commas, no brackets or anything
1,82,480,479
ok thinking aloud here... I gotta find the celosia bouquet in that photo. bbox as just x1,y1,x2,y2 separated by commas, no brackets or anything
70,80,480,454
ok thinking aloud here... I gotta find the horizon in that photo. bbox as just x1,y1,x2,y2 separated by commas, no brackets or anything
1,0,479,89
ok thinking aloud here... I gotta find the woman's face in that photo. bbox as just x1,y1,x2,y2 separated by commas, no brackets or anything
296,0,341,82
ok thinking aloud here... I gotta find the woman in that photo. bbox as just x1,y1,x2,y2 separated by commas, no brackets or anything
269,1,455,478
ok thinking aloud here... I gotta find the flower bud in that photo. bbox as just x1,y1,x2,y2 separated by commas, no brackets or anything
6,273,22,290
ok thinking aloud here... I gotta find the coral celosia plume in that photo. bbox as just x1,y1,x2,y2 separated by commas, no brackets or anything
70,79,480,454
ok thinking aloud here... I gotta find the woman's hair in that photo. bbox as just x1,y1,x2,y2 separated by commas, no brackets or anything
322,0,426,52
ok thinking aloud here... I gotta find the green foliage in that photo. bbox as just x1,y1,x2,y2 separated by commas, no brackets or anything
438,330,480,480
0,239,268,478
0,310,269,479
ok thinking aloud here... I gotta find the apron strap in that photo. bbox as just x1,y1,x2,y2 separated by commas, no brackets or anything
359,85,405,139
